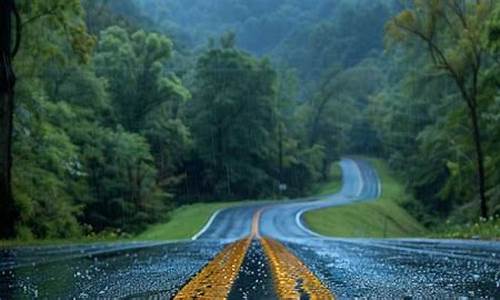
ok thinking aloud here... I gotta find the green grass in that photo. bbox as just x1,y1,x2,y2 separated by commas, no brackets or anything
136,202,241,241
304,159,426,238
0,202,242,247
312,162,343,196
431,216,500,240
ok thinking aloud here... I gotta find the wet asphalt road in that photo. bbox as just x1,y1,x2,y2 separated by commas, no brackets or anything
1,158,499,299
0,240,227,298
285,238,500,298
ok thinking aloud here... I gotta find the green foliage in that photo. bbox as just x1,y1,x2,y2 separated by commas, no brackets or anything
378,0,500,223
17,0,96,65
76,125,168,233
432,216,500,240
94,26,192,197
11,0,95,239
94,26,189,131
10,1,178,239
187,40,280,199
13,83,83,239
311,162,342,196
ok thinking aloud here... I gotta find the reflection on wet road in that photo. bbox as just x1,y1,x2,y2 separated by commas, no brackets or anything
0,241,226,298
1,158,499,299
227,240,277,300
285,238,500,298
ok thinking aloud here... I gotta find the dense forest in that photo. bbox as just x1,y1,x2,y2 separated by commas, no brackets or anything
1,0,499,239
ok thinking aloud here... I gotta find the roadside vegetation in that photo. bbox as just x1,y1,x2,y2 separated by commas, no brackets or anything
312,163,342,197
0,201,242,247
304,159,426,238
136,202,240,240
431,217,500,240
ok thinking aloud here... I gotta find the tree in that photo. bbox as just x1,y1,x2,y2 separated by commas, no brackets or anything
0,0,21,238
386,0,497,218
7,0,172,238
77,126,167,233
305,60,383,179
188,37,279,199
485,6,500,215
94,26,189,132
94,26,192,196
13,98,84,238
143,107,192,191
370,52,469,222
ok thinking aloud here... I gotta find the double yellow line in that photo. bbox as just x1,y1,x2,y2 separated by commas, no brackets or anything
261,238,333,300
174,208,335,300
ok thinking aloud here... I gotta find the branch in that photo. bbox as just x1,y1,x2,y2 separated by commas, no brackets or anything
21,7,59,27
447,0,467,28
392,19,474,106
435,6,461,40
11,4,21,57
393,20,455,75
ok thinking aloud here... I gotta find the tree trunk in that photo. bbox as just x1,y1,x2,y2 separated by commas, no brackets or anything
0,92,17,238
0,0,18,239
469,102,488,218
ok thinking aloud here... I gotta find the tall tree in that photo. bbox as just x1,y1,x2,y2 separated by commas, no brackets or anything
0,0,21,238
94,26,191,194
386,0,496,218
94,26,189,132
189,36,279,198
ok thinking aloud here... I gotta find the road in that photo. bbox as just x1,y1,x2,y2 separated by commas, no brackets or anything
1,158,499,299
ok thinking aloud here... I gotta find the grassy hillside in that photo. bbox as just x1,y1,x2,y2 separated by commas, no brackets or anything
136,202,241,241
0,202,240,247
304,159,426,238
312,163,343,196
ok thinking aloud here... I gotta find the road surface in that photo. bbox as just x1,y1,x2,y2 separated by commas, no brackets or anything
1,158,499,299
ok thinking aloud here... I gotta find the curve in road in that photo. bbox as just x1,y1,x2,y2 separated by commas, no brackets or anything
194,157,380,240
260,158,380,239
190,157,500,298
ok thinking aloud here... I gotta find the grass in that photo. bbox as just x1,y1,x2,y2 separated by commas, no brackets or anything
304,158,426,238
136,202,241,241
0,202,242,247
431,216,500,240
312,162,343,196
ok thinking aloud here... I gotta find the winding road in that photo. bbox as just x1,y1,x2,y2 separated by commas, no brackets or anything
1,158,499,299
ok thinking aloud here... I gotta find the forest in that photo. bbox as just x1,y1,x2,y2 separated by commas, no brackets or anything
1,0,499,239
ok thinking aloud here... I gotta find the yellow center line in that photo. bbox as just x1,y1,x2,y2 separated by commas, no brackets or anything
254,207,335,299
173,208,262,299
174,207,335,299
261,237,335,300
174,238,251,300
